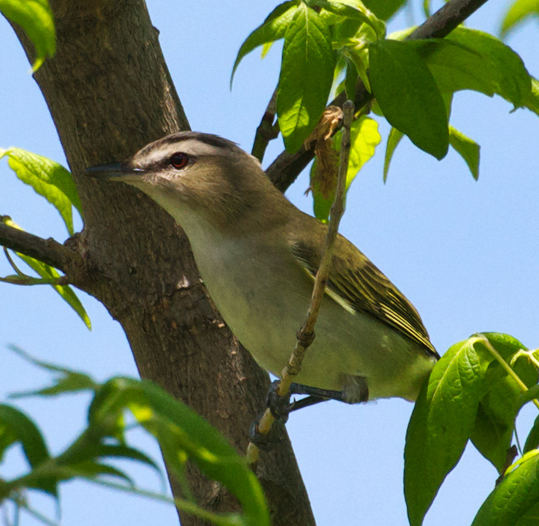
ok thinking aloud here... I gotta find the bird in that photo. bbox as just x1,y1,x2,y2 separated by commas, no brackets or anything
86,131,439,405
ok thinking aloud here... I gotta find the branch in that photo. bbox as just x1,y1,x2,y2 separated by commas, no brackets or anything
246,101,355,464
251,88,279,163
0,220,69,271
265,0,491,190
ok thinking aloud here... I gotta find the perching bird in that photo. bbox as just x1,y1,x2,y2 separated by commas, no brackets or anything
87,132,439,404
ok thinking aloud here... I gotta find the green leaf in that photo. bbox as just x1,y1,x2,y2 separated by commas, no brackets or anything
369,39,449,160
383,127,403,182
446,28,531,109
310,0,386,38
501,0,539,37
93,444,161,474
231,1,298,85
312,116,380,221
404,336,492,526
56,460,135,486
89,378,269,526
9,345,97,398
55,440,161,480
340,45,371,92
469,334,535,472
2,218,91,329
448,126,480,181
525,77,539,117
17,254,90,328
0,0,55,71
472,450,539,526
362,0,406,20
524,415,539,454
0,148,82,235
277,4,335,152
408,39,495,97
0,404,57,496
344,59,358,100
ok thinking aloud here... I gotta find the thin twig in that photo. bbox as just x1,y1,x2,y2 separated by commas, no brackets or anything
0,218,68,271
246,101,355,464
266,0,492,190
251,88,279,162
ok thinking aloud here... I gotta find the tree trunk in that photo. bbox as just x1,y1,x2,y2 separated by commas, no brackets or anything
10,1,315,524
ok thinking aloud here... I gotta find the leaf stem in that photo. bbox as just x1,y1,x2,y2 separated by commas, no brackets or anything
478,336,539,411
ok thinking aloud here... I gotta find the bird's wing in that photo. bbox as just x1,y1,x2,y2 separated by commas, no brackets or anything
288,223,438,357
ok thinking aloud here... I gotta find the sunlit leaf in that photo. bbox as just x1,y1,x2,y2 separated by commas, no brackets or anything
472,450,539,525
404,336,492,526
383,127,403,182
277,4,335,152
448,126,480,181
231,0,298,84
446,28,531,109
1,218,91,329
0,0,55,71
0,148,81,235
501,0,539,37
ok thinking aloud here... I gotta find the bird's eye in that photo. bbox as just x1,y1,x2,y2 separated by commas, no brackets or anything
169,152,189,170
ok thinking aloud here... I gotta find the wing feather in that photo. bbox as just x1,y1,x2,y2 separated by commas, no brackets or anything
289,229,437,357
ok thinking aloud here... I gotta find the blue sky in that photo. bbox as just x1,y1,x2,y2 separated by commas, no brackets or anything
1,1,538,525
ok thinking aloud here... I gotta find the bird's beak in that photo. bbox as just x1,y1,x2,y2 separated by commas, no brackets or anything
85,162,146,182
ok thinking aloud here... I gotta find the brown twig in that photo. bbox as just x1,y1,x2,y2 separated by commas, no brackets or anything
251,88,279,162
0,217,68,271
246,100,355,464
265,0,491,190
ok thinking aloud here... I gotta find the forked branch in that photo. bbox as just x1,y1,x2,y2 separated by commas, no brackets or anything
265,0,491,190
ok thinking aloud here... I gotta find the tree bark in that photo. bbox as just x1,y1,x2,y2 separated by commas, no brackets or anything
9,1,315,525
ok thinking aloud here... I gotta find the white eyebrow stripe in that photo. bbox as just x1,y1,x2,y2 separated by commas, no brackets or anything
138,140,224,166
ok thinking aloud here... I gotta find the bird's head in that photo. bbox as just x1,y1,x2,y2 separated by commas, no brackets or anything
86,132,281,231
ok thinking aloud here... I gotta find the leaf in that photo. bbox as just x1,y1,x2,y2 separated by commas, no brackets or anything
524,415,539,454
231,0,298,85
383,127,403,182
93,444,161,474
525,77,539,117
55,460,135,487
0,148,82,235
362,0,406,20
369,39,449,160
0,404,57,496
310,0,386,38
404,336,492,526
277,4,335,152
0,0,55,71
408,39,495,97
2,219,91,329
344,59,358,100
311,116,380,221
501,0,539,37
448,126,480,181
89,378,269,526
9,345,97,398
446,28,531,109
472,450,539,525
469,334,535,472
